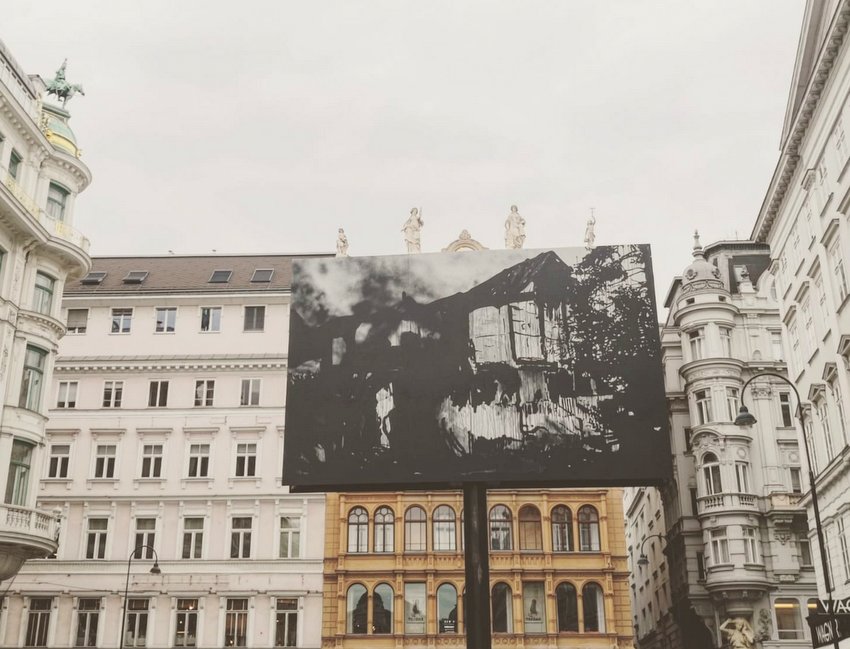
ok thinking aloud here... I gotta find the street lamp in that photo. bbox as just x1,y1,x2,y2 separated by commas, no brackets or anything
734,371,838,649
637,533,667,568
119,545,161,649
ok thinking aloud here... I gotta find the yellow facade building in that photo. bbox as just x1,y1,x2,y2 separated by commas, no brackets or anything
322,489,635,648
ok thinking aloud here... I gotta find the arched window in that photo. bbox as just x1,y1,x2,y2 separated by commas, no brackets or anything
489,505,513,551
775,598,803,639
374,506,394,553
555,582,578,632
437,583,458,634
518,505,542,551
551,506,573,552
491,583,513,633
433,505,456,551
404,506,427,552
582,582,605,632
347,507,368,553
346,584,368,634
702,453,722,495
373,583,393,634
578,506,600,551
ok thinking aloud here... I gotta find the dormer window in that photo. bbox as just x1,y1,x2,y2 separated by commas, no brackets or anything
209,270,232,283
123,271,148,284
251,269,273,283
46,182,70,221
81,271,107,285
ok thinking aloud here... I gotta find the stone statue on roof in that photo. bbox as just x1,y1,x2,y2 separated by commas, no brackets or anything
584,210,596,250
505,205,526,249
402,207,424,254
336,228,349,257
45,59,85,107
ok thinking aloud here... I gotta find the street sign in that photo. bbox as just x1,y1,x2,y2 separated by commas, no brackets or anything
807,612,850,648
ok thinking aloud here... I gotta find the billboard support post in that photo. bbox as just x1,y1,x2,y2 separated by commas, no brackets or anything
463,483,492,649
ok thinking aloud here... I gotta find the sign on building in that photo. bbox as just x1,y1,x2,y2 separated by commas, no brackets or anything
284,245,671,491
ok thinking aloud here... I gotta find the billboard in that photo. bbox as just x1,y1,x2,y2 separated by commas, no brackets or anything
283,245,671,491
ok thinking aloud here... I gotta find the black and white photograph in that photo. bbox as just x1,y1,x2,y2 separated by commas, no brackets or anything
284,244,670,490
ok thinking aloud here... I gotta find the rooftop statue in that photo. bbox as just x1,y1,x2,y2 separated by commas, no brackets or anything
402,207,423,254
45,60,85,107
336,228,349,257
584,210,596,250
505,204,526,249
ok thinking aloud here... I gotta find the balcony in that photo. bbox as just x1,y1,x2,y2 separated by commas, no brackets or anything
0,504,59,580
1,168,90,254
697,492,759,515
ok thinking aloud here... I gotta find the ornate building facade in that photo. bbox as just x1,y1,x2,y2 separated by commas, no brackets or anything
1,255,325,648
0,39,91,580
625,239,818,648
752,2,850,646
322,489,635,648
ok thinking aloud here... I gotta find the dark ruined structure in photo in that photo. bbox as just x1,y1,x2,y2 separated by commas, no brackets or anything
284,245,670,490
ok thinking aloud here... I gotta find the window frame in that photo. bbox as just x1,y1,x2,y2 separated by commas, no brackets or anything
74,597,100,648
240,378,261,407
174,598,199,648
577,505,600,552
181,517,205,559
19,345,47,411
33,271,55,315
229,516,253,559
140,444,163,479
56,380,78,409
404,506,427,553
85,517,109,560
432,505,457,552
518,504,543,551
47,444,70,479
488,504,513,551
46,181,70,221
102,380,124,408
551,505,574,552
154,306,177,333
374,506,395,553
93,444,117,479
148,380,169,408
224,598,249,647
199,306,222,333
194,379,215,407
110,307,133,334
279,515,301,559
243,305,266,332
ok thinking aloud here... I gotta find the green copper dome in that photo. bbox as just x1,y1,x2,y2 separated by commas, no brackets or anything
41,103,80,157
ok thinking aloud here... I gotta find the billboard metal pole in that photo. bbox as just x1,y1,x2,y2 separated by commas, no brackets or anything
463,483,492,649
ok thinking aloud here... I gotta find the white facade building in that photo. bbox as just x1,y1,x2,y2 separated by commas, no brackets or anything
753,1,850,646
0,39,91,580
626,240,817,648
2,255,326,648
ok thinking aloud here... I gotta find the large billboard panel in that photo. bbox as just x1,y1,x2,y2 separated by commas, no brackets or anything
284,245,671,491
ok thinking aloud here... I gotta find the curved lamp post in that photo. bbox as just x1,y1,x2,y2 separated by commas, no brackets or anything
119,545,161,649
636,533,667,567
734,371,838,649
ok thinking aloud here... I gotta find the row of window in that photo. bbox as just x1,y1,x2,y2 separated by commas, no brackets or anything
344,581,606,635
81,514,301,561
705,525,764,566
55,377,263,409
46,439,261,481
65,305,267,335
347,504,601,554
19,596,297,648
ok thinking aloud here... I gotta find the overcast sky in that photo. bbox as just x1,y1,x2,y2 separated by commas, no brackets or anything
4,2,804,307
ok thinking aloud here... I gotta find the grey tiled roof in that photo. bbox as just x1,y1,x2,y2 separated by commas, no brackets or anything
64,253,332,295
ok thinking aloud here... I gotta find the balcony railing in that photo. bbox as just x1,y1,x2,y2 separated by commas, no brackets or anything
0,503,59,544
697,492,759,515
1,168,90,253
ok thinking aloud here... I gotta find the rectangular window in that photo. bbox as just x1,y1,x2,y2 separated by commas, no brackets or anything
125,599,149,648
19,345,47,411
696,551,706,580
743,527,761,563
86,518,108,559
66,308,88,334
48,444,70,479
790,466,802,493
230,517,252,558
94,444,116,479
235,443,257,477
688,329,704,360
838,516,850,582
187,444,210,478
522,582,546,634
25,597,51,647
709,528,729,565
779,392,794,427
735,462,750,493
719,326,732,356
244,305,265,332
154,307,176,333
799,535,813,566
174,599,198,648
5,439,33,506
134,518,156,558
695,389,713,425
75,598,100,648
252,268,274,283
9,149,22,179
240,378,261,406
56,380,78,408
775,598,803,640
404,583,426,634
182,518,204,559
830,238,849,302
725,387,739,422
770,330,784,361
32,272,55,315
280,516,301,558
148,380,168,407
818,401,836,461
102,380,123,408
275,598,298,647
140,445,162,478
194,379,214,407
111,308,133,333
225,599,249,647
46,182,69,220
200,306,221,332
